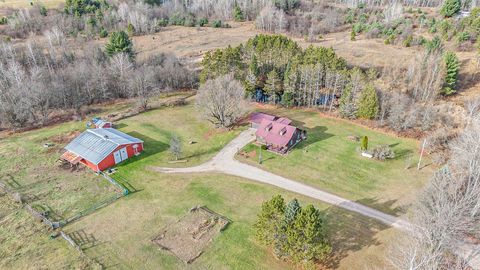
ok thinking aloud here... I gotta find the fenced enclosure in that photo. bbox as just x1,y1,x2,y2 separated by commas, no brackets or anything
152,206,230,263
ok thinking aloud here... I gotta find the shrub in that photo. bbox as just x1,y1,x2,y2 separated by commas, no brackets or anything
212,20,222,28
127,23,135,35
233,5,244,22
456,31,470,43
39,5,48,16
198,18,208,27
403,35,413,47
157,18,168,27
372,145,395,160
0,17,7,25
441,0,461,17
99,28,108,38
361,136,368,151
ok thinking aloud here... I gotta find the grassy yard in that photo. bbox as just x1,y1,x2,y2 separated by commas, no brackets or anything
0,98,427,269
238,107,433,215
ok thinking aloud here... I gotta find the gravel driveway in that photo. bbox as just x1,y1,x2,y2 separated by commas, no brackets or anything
152,128,479,267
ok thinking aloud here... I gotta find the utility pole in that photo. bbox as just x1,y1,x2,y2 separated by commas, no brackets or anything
417,138,427,170
258,145,262,164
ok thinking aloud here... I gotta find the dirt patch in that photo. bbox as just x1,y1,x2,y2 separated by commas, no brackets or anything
152,206,229,263
49,131,81,144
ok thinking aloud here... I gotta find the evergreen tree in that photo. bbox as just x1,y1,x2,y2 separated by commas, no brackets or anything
357,84,379,119
254,195,286,245
441,0,461,17
233,5,245,22
275,198,302,258
442,51,459,95
361,136,368,151
105,30,134,59
264,70,282,104
290,205,331,266
284,198,301,224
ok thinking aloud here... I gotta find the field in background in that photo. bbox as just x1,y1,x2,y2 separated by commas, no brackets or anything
239,107,433,215
0,0,63,9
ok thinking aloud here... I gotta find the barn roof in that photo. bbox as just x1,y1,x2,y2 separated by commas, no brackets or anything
64,128,143,165
255,119,297,147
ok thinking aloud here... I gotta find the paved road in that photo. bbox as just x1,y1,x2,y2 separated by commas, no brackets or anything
153,128,479,268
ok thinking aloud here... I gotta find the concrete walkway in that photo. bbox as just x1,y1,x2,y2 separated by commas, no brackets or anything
153,128,479,268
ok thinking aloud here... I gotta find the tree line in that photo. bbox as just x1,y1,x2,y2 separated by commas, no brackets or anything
0,30,195,129
200,34,458,134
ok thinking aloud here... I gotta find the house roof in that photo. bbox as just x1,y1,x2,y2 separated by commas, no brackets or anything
255,119,297,147
64,128,143,165
250,112,276,125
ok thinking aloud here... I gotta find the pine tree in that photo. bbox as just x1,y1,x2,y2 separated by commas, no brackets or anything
361,136,368,151
284,198,301,224
105,30,134,59
357,84,379,119
233,5,245,22
264,70,282,104
290,205,331,266
442,51,459,95
274,198,302,258
441,0,461,17
254,195,286,245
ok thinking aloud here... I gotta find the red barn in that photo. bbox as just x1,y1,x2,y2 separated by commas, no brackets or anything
61,128,144,172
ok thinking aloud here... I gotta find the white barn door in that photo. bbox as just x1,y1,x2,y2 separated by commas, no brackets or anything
113,151,122,164
120,147,128,161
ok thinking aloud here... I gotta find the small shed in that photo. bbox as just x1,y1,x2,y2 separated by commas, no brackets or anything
88,117,112,129
61,128,144,171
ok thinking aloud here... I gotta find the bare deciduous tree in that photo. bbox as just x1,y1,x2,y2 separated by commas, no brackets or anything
169,135,182,160
196,73,249,128
388,121,480,270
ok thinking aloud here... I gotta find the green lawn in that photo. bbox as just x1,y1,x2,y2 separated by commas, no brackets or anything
0,98,426,269
238,108,433,215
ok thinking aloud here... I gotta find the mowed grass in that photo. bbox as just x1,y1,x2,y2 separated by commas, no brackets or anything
113,99,243,170
66,171,395,270
239,107,433,215
0,98,426,269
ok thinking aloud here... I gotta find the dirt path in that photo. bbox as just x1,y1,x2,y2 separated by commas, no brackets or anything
152,129,480,268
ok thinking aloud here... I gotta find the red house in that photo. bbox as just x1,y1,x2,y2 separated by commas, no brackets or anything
61,128,144,171
250,113,306,154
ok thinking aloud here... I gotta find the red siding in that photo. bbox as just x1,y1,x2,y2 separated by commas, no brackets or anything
80,158,99,171
96,142,144,171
